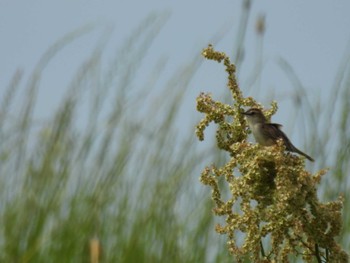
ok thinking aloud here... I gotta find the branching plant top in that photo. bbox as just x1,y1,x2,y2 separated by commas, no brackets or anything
196,45,348,263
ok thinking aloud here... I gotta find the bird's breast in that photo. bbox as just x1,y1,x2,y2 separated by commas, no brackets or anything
250,123,275,146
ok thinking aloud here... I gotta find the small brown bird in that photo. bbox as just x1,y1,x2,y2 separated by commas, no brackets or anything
242,108,314,162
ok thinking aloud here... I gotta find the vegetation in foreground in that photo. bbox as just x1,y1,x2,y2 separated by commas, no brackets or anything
0,7,349,263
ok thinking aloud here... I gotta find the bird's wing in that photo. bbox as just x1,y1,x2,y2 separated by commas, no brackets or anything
270,123,283,129
261,123,315,162
261,123,294,149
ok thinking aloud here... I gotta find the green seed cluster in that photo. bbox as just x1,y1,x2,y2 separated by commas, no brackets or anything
196,45,348,262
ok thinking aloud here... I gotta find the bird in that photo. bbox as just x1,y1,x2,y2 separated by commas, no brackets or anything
242,108,314,162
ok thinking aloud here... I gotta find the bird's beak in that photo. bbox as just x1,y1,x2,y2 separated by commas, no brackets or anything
242,110,249,115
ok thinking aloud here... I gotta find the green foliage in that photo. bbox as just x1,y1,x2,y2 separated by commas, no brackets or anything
196,45,349,262
0,16,231,263
0,8,349,263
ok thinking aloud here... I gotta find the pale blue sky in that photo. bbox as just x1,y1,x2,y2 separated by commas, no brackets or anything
1,1,350,149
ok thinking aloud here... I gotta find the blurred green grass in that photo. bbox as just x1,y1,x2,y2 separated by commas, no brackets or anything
0,9,349,263
0,15,232,263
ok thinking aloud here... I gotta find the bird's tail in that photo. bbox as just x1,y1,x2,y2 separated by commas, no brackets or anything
292,146,315,162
